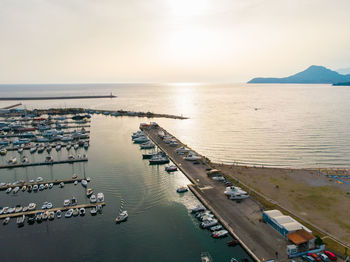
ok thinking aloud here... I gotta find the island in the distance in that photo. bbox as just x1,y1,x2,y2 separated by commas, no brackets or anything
248,65,350,84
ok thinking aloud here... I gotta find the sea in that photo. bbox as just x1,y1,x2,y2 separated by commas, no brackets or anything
0,83,349,261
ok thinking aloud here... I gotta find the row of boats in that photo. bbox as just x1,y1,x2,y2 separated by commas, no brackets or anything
0,141,89,156
191,205,229,238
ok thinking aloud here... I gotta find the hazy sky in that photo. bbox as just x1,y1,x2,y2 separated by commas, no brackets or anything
1,0,350,83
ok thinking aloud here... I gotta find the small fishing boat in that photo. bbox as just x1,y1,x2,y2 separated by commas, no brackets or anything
48,183,53,189
21,185,27,191
56,210,62,218
18,147,24,154
86,188,93,197
35,213,42,223
39,184,44,191
74,180,78,185
210,225,223,231
200,219,218,229
81,180,87,187
42,202,48,209
66,143,72,150
28,203,36,210
0,148,7,155
165,165,177,172
90,207,97,215
74,143,79,150
44,183,49,189
36,177,43,182
71,196,77,206
176,186,188,193
231,258,239,262
63,199,70,206
15,206,23,213
16,215,25,227
3,217,10,225
90,194,97,203
212,230,228,238
45,155,53,162
23,206,29,212
27,216,35,224
27,185,32,192
227,240,239,246
191,205,206,213
86,177,91,182
47,202,53,209
97,192,104,203
48,212,55,220
13,186,20,194
59,182,64,188
33,184,38,191
79,208,86,216
6,187,12,193
29,146,37,154
37,146,45,153
55,144,61,151
65,209,73,218
115,210,128,223
83,142,89,149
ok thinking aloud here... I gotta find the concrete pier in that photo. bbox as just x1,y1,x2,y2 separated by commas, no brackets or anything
142,126,289,262
0,177,84,190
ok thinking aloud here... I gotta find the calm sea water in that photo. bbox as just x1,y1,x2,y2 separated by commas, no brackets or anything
0,116,250,261
1,83,349,168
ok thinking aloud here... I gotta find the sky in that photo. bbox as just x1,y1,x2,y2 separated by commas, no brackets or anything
0,0,350,83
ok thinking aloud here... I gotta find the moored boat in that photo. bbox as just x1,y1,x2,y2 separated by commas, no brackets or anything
97,192,104,203
90,194,97,203
79,208,86,216
115,210,128,223
3,217,10,225
165,165,177,172
86,188,93,197
176,186,188,193
65,209,73,218
81,179,87,187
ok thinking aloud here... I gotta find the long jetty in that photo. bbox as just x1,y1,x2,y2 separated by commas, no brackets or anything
0,94,116,101
0,158,88,169
0,203,105,219
0,177,84,190
142,126,290,262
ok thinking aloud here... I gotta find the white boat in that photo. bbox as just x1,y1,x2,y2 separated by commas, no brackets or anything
74,180,78,185
68,154,75,160
42,202,48,209
86,177,91,182
224,186,249,200
212,176,225,181
6,187,12,193
39,184,44,191
56,210,62,218
23,206,29,212
55,144,61,151
21,185,26,191
90,194,97,203
212,230,228,238
140,142,155,149
72,208,79,216
63,199,70,206
79,208,86,216
66,144,72,150
210,225,222,231
46,145,52,152
28,203,36,210
21,156,28,163
176,186,188,193
29,146,37,153
74,144,79,150
200,219,218,228
48,183,53,189
83,142,89,149
15,206,23,212
44,184,49,189
90,207,97,215
33,185,38,191
36,177,43,182
16,215,25,227
47,202,53,209
0,148,7,155
65,209,73,218
175,146,190,155
13,186,20,194
48,212,55,220
3,217,10,225
59,182,64,188
97,192,104,203
18,147,24,153
133,136,149,144
81,180,87,187
115,210,128,223
165,165,178,172
8,157,17,164
184,153,201,161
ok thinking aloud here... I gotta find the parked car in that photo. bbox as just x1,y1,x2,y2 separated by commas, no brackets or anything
319,254,330,262
302,255,316,262
307,253,321,262
324,251,337,261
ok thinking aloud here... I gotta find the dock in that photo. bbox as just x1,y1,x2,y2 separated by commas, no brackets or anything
0,158,88,169
142,126,289,262
0,130,90,139
0,177,85,190
0,203,105,219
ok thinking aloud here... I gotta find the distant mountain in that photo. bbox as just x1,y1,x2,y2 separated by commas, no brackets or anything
333,82,350,86
248,65,350,84
336,67,350,75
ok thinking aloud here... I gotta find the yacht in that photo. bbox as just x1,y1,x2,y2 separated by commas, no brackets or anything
133,136,149,144
28,203,36,211
224,186,249,200
149,155,169,165
13,186,20,194
97,192,104,203
79,208,86,216
176,186,188,193
184,153,201,161
191,205,206,213
212,230,229,238
72,208,79,216
81,179,87,187
200,219,218,229
0,148,7,155
165,165,177,172
65,209,73,218
90,207,97,215
56,210,62,218
16,215,25,227
29,146,37,154
115,210,128,223
63,199,70,206
140,142,155,149
90,194,97,203
86,188,93,197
